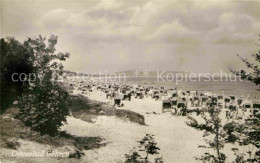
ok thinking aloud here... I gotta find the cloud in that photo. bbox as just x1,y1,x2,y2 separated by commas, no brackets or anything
86,0,131,23
207,12,259,45
37,0,259,45
2,0,260,73
146,20,200,44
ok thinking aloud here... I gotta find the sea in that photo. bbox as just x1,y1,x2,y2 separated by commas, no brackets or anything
68,76,260,100
120,77,260,100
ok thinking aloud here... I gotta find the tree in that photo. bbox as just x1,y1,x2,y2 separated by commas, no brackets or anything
223,120,248,163
240,112,260,162
0,38,34,113
187,107,226,163
233,36,260,86
232,35,260,161
222,112,260,162
15,35,70,136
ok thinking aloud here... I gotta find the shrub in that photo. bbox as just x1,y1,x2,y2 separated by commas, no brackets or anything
125,134,163,163
15,35,70,136
187,107,226,163
0,38,33,113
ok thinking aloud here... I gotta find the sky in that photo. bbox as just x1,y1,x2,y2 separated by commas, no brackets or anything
1,0,260,73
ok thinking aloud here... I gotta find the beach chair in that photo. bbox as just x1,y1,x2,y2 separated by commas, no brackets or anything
114,99,121,106
152,91,160,100
135,92,144,99
172,93,178,98
217,95,224,107
170,99,178,114
106,92,114,99
177,102,187,116
237,98,243,108
224,97,231,108
253,101,260,109
123,93,131,101
212,96,218,103
122,89,127,94
242,102,252,113
171,99,177,107
243,102,252,109
190,90,197,97
229,104,237,112
210,102,218,107
230,95,235,100
162,100,172,113
201,96,208,106
192,96,200,107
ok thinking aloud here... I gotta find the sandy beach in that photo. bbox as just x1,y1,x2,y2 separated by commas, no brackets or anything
0,87,252,163
61,89,238,163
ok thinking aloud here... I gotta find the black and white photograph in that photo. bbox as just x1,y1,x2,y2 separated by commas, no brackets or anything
1,0,260,162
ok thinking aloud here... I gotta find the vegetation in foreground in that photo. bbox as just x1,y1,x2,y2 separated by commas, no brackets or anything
187,107,226,163
0,107,106,159
233,35,260,86
184,35,260,163
1,35,71,136
125,134,163,163
1,38,34,112
15,35,71,136
0,35,107,161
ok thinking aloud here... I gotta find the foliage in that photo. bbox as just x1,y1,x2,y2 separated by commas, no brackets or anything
223,121,244,143
125,151,142,163
125,134,163,163
139,134,161,160
15,35,70,136
222,111,260,162
0,110,105,160
154,157,163,163
0,38,33,112
233,36,260,86
231,148,247,163
240,111,260,162
187,107,226,163
229,35,260,162
233,35,260,161
188,104,260,162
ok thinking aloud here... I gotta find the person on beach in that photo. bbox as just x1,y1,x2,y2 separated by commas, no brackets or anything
114,91,124,107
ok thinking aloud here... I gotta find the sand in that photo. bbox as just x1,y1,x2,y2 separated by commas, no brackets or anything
1,89,242,163
61,89,207,163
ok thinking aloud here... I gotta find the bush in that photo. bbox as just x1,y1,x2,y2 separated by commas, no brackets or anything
186,107,226,163
125,134,163,163
16,84,70,136
0,38,33,113
15,35,70,136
